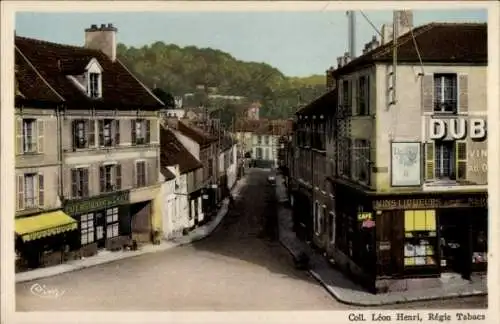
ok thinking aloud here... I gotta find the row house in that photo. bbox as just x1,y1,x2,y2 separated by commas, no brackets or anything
161,118,219,221
234,119,292,168
217,134,238,201
14,24,164,270
290,17,488,293
289,90,337,243
159,127,204,237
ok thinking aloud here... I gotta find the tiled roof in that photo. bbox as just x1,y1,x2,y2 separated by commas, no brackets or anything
234,119,269,133
332,22,487,76
160,126,203,175
296,89,338,117
177,120,217,146
15,36,164,110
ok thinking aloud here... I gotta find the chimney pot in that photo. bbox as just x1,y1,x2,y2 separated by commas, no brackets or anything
100,24,106,29
85,23,118,61
108,23,113,28
91,24,97,29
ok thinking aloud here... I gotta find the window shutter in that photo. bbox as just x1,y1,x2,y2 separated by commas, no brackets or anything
88,120,95,147
38,174,44,207
145,120,151,143
99,166,105,192
133,161,138,187
425,142,435,180
71,169,78,197
16,119,23,155
365,76,370,115
422,74,434,113
115,164,122,190
347,80,353,113
37,120,44,153
82,168,89,197
458,74,468,113
17,175,24,210
114,120,120,145
131,119,136,145
98,120,104,146
338,81,343,109
456,141,467,180
72,120,78,149
352,79,358,116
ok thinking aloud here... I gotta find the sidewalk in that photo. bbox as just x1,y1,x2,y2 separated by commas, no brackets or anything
275,176,487,306
16,177,247,284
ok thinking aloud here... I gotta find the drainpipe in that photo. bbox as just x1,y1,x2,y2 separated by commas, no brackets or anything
56,105,64,202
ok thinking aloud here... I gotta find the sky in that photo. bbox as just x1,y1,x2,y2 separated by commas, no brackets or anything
15,9,487,77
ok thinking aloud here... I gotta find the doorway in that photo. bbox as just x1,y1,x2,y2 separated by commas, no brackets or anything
439,209,470,275
95,211,106,248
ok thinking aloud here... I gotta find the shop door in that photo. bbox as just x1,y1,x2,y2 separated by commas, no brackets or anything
376,211,404,277
439,210,470,275
95,211,106,248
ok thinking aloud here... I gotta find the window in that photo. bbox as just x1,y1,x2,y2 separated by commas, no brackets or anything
132,119,151,145
98,119,119,147
264,148,269,160
256,147,263,159
342,80,350,110
136,161,147,187
89,73,101,98
257,135,262,145
353,139,370,184
22,119,37,153
435,141,454,180
17,173,44,210
358,76,370,115
404,210,437,267
99,164,121,192
71,168,89,198
329,211,336,244
434,74,457,113
24,173,36,209
264,135,269,145
106,207,119,239
81,213,95,245
208,158,213,177
72,120,95,149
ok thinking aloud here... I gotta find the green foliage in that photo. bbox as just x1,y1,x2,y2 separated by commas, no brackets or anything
117,42,326,120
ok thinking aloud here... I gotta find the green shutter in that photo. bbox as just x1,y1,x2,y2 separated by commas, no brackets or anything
456,141,467,180
425,142,435,180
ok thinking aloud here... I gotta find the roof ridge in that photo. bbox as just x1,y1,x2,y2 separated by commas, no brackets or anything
16,35,90,51
15,45,66,102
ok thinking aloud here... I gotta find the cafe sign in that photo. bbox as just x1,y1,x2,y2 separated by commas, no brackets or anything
429,118,487,141
373,196,487,210
64,190,130,214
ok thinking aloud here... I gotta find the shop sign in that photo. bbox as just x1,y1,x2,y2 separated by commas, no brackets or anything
373,196,487,210
362,219,375,228
64,190,130,214
378,241,391,251
429,118,487,141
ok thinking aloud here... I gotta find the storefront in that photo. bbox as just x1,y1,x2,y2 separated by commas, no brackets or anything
332,181,488,293
63,190,131,256
15,210,78,270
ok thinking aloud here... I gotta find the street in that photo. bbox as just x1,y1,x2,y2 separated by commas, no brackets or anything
16,169,486,311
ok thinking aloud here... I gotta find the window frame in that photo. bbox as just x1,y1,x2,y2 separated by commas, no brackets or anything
433,73,458,114
434,140,456,180
22,118,37,153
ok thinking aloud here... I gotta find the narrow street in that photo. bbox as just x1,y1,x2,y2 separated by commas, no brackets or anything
15,169,486,311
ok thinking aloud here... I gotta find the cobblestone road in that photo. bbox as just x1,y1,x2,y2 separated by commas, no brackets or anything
16,169,486,311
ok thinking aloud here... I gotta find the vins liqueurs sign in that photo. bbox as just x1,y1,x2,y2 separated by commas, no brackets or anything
429,118,487,141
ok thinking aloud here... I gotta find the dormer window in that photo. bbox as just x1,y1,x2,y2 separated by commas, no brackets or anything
89,72,101,98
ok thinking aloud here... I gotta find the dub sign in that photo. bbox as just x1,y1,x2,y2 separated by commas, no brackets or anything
429,118,487,141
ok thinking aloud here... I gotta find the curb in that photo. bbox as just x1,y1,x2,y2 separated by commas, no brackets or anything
278,226,487,306
274,184,487,307
16,178,245,284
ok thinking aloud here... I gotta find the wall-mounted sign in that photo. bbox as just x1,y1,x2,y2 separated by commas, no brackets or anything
429,118,487,141
64,190,130,215
362,219,375,228
391,142,421,187
373,196,487,210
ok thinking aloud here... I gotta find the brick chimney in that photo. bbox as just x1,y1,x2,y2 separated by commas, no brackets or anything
84,23,118,61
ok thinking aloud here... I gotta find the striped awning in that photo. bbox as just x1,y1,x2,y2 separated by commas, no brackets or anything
15,210,78,242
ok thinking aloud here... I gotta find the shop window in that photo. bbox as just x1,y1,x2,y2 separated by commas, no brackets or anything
106,207,119,238
81,213,95,245
404,210,437,267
